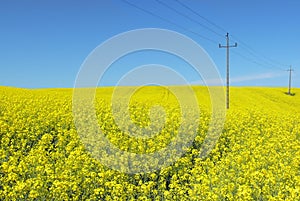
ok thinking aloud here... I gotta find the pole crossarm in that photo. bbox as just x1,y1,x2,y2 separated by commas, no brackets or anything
219,44,237,48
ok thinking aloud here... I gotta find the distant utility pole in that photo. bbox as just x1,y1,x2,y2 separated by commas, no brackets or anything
287,65,294,95
219,33,237,109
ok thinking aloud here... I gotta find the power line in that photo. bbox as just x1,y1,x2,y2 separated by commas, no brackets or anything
235,45,284,70
174,0,288,71
122,0,219,44
155,0,224,38
174,0,228,34
123,0,290,85
231,34,289,69
231,50,285,71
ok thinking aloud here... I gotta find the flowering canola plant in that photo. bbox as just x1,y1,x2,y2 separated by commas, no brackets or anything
0,86,300,200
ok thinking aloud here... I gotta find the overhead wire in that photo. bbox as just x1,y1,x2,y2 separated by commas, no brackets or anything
123,0,289,74
155,0,224,38
231,50,285,71
174,0,228,34
122,0,219,44
174,0,289,71
231,34,289,69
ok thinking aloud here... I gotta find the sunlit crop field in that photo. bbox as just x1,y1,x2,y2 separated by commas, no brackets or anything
0,86,300,200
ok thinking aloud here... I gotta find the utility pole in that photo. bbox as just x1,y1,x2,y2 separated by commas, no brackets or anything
287,65,294,95
219,33,237,109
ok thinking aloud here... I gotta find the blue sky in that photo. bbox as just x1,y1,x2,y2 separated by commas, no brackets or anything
0,0,299,88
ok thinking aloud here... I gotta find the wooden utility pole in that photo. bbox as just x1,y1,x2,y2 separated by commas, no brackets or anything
219,33,237,109
287,65,294,95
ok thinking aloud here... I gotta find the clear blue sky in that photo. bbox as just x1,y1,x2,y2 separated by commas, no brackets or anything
0,0,299,88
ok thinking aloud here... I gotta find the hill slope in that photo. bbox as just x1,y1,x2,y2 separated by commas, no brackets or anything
0,86,299,200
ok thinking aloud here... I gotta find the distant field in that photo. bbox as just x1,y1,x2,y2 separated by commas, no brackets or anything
0,86,300,200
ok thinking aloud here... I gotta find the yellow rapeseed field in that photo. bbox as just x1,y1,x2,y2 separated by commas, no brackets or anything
0,86,300,200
